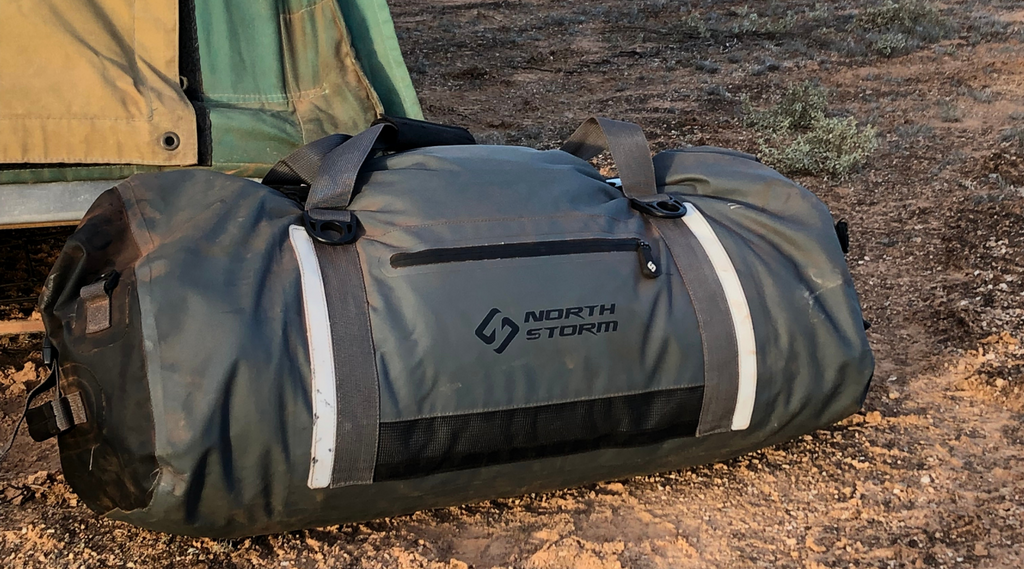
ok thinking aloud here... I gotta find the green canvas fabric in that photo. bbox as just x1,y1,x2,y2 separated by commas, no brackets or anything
336,0,423,119
0,0,421,185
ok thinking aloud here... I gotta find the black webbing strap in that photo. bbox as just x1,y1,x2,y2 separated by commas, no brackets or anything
372,116,476,152
0,366,55,466
560,117,659,200
0,344,87,466
301,124,395,485
652,213,739,436
263,116,475,190
307,124,396,213
262,134,352,188
282,118,471,484
314,243,381,487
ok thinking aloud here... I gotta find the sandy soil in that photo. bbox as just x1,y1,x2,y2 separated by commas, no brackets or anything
1,1,1023,567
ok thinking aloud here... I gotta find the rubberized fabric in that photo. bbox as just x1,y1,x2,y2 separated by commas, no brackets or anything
35,117,874,537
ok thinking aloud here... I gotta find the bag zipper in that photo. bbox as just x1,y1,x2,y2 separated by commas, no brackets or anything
390,238,661,278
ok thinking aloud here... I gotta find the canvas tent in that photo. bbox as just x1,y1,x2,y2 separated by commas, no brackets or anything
0,0,421,227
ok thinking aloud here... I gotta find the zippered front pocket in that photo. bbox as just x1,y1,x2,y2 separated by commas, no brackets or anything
390,238,661,278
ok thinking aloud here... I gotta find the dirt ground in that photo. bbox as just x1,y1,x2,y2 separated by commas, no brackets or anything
2,1,1023,567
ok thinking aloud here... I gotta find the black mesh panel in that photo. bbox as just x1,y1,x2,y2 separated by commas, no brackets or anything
375,386,704,481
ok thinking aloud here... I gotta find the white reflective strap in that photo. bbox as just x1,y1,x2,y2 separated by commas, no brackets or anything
681,204,758,430
289,225,337,488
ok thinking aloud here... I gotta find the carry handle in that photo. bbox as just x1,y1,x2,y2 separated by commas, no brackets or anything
262,134,352,188
560,117,658,200
295,123,398,245
307,123,397,212
298,118,475,245
262,116,476,190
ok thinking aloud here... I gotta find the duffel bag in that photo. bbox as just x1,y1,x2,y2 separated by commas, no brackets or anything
20,116,872,537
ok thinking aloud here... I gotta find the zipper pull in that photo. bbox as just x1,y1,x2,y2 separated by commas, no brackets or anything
637,240,661,279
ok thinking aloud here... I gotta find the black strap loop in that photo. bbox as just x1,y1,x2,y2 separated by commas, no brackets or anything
263,117,476,190
0,356,57,465
0,341,91,467
371,116,476,152
306,123,397,212
262,133,352,188
560,117,659,200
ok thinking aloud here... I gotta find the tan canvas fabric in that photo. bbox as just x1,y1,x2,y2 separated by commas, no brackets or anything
0,0,197,165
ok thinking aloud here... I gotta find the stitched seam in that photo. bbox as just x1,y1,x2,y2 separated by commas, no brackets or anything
294,96,308,144
375,212,629,237
281,0,331,18
133,0,154,122
328,0,384,115
120,179,156,254
2,158,193,166
354,248,381,478
0,167,140,173
388,384,705,423
650,219,718,433
0,117,149,121
201,87,329,102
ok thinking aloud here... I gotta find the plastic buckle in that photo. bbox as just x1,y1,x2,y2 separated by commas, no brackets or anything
42,337,55,367
303,211,358,245
630,194,688,219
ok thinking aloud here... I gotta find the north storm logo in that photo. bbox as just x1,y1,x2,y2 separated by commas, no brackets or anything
476,303,618,354
475,308,520,354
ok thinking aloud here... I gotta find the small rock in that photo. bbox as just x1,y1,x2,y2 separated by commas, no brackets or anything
10,362,40,385
843,414,865,425
865,411,882,424
695,60,720,74
888,390,901,400
805,536,827,553
751,59,781,76
25,471,49,486
3,487,22,502
994,378,1006,388
532,529,560,542
600,482,627,494
920,475,932,484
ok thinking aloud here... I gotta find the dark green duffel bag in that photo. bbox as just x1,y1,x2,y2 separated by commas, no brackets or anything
23,116,872,537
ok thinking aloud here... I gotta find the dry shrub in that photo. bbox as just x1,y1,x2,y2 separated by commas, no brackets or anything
745,82,878,179
855,0,954,57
